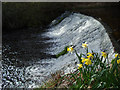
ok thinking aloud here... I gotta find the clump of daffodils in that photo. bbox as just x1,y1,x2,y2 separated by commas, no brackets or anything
84,58,92,65
77,42,94,69
67,41,120,88
67,41,120,70
81,53,93,66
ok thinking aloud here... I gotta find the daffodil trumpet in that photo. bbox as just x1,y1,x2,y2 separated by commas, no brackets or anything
82,42,88,53
82,42,88,49
77,64,83,69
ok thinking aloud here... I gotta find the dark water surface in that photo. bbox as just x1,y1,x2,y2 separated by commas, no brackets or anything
3,28,53,67
2,28,55,88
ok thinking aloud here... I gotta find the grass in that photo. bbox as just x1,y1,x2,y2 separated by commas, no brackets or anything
35,70,81,88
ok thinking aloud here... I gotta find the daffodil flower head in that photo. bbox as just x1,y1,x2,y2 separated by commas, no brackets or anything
85,59,92,65
87,52,93,59
101,52,107,58
67,46,74,53
82,42,88,49
117,59,120,64
77,64,83,69
81,57,86,63
115,53,118,58
115,53,120,58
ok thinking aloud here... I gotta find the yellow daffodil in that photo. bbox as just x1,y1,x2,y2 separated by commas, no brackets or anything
101,52,107,58
115,53,120,58
77,64,83,69
81,57,86,63
81,57,92,65
87,52,93,59
85,59,92,65
67,46,74,52
115,53,118,58
82,42,88,49
117,59,120,64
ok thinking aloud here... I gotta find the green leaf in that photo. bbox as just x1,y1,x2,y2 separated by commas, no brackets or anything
75,50,82,63
91,74,98,78
88,78,94,86
80,84,84,89
55,46,69,58
111,58,115,64
92,82,101,89
86,47,88,53
111,56,118,74
100,69,107,76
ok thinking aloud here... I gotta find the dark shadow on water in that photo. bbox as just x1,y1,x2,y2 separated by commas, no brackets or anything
2,28,56,67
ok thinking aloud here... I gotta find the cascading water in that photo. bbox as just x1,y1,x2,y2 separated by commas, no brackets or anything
2,12,115,88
